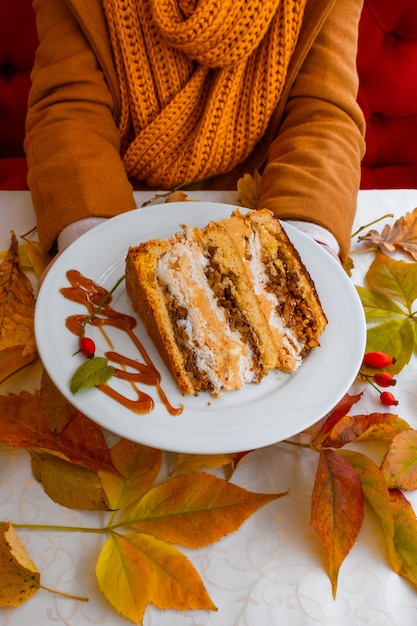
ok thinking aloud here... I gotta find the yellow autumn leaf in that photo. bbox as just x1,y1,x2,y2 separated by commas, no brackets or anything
118,472,283,548
172,452,236,474
30,452,110,510
100,439,162,510
237,170,262,209
0,232,37,383
0,523,40,607
23,239,51,278
96,532,216,623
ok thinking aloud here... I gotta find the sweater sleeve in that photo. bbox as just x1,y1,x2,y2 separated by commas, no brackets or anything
258,0,365,261
25,0,136,253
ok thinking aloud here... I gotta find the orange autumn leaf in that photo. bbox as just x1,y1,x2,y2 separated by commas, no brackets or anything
96,532,216,623
320,412,411,449
381,429,417,490
100,439,163,510
0,523,40,607
117,472,283,548
0,231,37,383
311,449,364,597
358,207,417,260
0,390,114,472
40,368,78,434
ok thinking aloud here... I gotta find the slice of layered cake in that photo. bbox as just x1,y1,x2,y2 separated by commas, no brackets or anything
125,208,327,396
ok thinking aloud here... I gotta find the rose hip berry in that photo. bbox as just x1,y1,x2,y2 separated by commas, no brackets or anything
380,391,399,407
79,336,96,359
373,371,396,388
363,352,396,368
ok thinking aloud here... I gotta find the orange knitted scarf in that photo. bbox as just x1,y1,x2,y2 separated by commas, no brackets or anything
102,0,307,188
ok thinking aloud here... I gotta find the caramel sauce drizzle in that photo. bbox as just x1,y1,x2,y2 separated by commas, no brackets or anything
60,269,183,416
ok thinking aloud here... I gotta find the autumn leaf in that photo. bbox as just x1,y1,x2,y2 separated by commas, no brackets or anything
310,449,364,597
358,207,417,260
21,239,51,278
116,472,282,548
96,532,216,623
356,252,417,374
40,368,78,434
308,392,363,445
381,430,417,490
0,391,114,471
319,412,410,449
338,450,398,566
171,452,237,474
237,170,262,209
356,285,405,323
100,439,163,510
0,523,40,607
0,231,37,383
366,252,417,310
31,452,110,510
388,489,417,588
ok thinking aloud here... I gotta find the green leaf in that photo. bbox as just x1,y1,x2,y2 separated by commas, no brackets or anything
366,252,417,311
70,356,115,394
356,286,405,323
365,318,415,375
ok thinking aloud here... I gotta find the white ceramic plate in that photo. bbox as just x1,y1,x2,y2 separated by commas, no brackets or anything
35,202,366,454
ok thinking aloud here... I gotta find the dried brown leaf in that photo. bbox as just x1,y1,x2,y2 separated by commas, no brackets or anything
358,207,417,260
0,232,37,383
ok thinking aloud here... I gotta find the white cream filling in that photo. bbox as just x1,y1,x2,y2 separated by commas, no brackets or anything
157,229,257,392
248,231,303,368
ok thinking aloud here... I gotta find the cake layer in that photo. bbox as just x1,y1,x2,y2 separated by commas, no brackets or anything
125,208,327,396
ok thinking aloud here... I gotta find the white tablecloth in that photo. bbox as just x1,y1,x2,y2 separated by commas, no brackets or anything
2,189,417,626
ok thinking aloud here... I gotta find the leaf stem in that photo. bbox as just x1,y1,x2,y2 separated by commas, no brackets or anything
351,213,394,238
39,583,89,602
140,182,190,207
5,522,106,534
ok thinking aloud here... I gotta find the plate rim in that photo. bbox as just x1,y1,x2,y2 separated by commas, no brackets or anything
35,201,366,453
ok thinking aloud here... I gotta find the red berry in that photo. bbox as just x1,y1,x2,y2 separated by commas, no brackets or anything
363,352,396,368
373,372,396,388
380,391,398,407
79,336,96,358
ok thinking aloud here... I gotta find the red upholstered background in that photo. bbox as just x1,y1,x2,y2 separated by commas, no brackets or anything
0,0,37,190
357,0,417,189
0,0,416,190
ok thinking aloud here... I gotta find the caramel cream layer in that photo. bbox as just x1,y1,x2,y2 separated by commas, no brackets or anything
221,214,302,369
157,227,257,394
